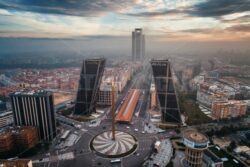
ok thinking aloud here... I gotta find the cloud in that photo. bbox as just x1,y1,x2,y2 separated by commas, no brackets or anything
125,8,184,17
0,0,135,16
226,24,250,31
189,0,250,17
0,9,12,16
221,14,250,24
181,28,215,33
0,0,250,41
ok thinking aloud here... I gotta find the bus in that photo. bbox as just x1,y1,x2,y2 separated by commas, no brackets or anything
110,159,121,164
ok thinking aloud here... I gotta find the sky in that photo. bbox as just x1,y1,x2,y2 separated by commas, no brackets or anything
0,0,249,42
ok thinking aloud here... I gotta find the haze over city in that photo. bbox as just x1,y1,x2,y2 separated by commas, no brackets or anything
0,0,250,56
0,1,250,167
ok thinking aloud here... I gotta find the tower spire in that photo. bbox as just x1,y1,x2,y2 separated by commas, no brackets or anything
111,81,116,140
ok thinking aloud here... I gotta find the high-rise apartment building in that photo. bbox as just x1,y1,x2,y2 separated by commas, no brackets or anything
151,59,181,124
9,91,56,141
212,100,247,120
183,130,209,167
74,58,105,115
132,28,145,61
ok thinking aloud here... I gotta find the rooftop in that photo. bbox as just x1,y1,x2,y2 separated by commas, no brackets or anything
9,90,52,97
0,111,12,117
0,126,37,138
147,139,172,167
209,146,247,167
0,159,32,166
183,129,208,144
204,149,222,163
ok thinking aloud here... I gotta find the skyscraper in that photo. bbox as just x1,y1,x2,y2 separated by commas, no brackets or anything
74,58,105,115
151,59,182,124
9,91,56,141
132,28,145,61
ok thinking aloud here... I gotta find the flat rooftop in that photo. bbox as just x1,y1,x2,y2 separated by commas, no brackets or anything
204,149,222,163
0,111,12,117
9,90,52,97
209,146,247,167
183,129,208,144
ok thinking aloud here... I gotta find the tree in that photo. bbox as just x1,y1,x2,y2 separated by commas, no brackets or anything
228,141,237,152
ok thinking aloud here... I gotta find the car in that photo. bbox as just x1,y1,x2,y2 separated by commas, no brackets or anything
134,128,138,132
90,120,96,124
136,153,140,156
126,126,130,129
142,131,145,134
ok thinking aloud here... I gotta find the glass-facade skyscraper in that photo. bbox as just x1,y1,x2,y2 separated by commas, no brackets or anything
151,59,181,124
74,58,105,115
132,28,145,61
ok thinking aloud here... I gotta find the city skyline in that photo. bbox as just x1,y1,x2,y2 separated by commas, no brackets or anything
0,0,249,42
0,1,250,167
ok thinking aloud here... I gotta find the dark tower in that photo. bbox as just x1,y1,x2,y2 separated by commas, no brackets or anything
74,58,105,115
151,59,181,124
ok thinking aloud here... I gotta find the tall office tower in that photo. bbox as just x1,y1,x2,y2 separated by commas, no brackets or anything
151,59,182,124
132,28,145,61
183,130,209,167
9,91,56,141
74,58,105,115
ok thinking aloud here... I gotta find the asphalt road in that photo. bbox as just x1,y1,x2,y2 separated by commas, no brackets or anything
33,64,165,167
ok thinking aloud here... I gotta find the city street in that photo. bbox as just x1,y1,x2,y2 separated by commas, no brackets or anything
32,68,160,167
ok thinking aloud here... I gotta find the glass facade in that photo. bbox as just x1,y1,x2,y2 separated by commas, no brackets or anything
151,59,181,124
74,59,105,115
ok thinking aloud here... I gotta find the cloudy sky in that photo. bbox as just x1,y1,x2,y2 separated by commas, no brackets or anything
0,0,250,41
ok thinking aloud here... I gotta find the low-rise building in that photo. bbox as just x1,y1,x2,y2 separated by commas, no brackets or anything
0,159,32,167
12,126,39,150
197,90,227,109
234,146,250,158
0,131,14,156
143,139,173,167
208,146,247,167
0,126,39,156
203,149,224,167
212,137,231,148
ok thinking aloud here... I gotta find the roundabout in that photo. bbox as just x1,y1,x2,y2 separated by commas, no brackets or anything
90,130,138,158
